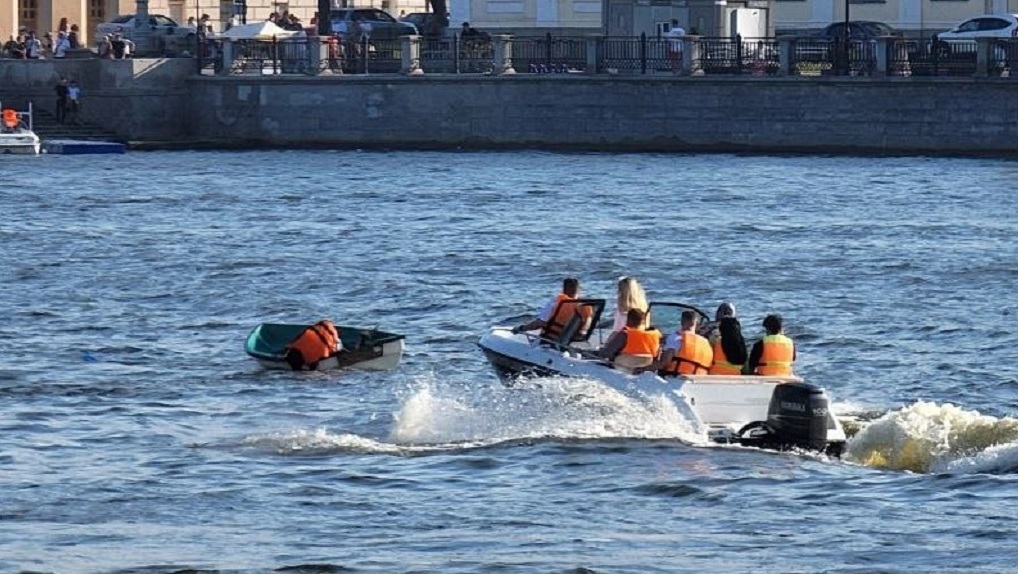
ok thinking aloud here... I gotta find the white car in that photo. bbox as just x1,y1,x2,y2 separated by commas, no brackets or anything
934,14,1018,48
96,14,195,40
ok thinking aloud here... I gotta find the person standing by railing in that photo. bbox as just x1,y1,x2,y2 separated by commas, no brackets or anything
53,31,70,59
327,32,344,73
666,19,685,74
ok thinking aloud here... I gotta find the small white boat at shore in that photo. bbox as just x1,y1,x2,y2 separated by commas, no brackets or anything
477,299,848,456
0,103,41,155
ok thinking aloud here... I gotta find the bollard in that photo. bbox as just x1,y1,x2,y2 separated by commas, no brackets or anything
681,35,702,76
778,36,795,76
492,34,516,75
976,37,992,78
585,37,598,74
401,35,424,75
309,36,328,75
219,39,234,75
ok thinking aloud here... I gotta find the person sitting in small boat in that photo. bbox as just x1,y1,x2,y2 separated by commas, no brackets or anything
606,276,650,333
2,109,19,132
511,277,593,342
748,313,795,376
653,309,713,376
705,302,748,375
599,308,661,372
284,319,342,371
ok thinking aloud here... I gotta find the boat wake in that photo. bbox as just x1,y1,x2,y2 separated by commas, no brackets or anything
243,375,708,456
389,376,708,447
845,401,1018,474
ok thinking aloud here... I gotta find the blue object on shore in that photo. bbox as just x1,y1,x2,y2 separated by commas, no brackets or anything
43,140,126,155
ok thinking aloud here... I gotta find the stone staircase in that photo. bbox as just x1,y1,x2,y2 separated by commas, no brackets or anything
29,106,124,143
1,94,123,142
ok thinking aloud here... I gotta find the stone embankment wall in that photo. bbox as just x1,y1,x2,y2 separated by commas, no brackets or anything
3,58,1018,155
186,75,1018,155
0,58,192,140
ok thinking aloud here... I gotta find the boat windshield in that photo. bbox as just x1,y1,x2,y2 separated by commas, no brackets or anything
646,302,710,334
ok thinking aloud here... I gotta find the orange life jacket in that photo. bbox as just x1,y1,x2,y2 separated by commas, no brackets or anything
286,320,340,366
709,332,743,375
620,326,660,358
542,293,591,341
2,109,18,129
754,333,794,376
664,331,713,375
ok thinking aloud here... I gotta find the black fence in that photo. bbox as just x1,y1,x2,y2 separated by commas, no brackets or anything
196,34,1018,78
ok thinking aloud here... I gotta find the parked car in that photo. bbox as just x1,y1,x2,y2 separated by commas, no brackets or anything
933,14,1018,53
401,12,448,37
817,21,900,40
329,8,418,40
96,14,194,40
797,20,905,68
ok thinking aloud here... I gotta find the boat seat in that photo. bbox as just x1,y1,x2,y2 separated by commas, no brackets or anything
613,354,654,373
553,314,584,347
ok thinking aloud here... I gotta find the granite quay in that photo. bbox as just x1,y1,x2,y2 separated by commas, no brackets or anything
2,49,1018,155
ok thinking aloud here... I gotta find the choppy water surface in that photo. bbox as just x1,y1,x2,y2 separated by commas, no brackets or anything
3,151,1018,573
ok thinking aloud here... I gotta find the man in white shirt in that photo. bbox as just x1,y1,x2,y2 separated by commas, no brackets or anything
665,19,685,74
25,32,42,59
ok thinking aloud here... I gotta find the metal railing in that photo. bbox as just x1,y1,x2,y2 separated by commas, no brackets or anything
195,34,1018,79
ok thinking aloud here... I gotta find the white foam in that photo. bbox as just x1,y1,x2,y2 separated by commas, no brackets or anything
389,375,706,446
243,428,412,455
845,401,1018,473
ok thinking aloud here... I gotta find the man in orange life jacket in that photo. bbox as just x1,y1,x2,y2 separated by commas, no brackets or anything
599,308,661,372
511,277,592,341
747,313,795,376
653,309,713,376
284,319,342,371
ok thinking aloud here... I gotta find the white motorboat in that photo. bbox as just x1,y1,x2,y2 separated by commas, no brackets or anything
0,103,41,155
477,299,848,456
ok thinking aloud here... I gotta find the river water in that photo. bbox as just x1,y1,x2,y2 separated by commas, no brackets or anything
2,150,1018,573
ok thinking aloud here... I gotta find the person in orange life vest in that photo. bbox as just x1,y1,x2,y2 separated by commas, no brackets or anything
599,308,661,372
511,277,592,341
653,309,713,376
704,302,748,375
747,313,795,376
284,319,342,371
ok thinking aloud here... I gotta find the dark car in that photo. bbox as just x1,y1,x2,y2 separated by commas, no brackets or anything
817,21,900,40
797,20,905,67
401,12,449,37
329,8,418,40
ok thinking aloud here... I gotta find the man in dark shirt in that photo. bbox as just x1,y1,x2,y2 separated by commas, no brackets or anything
53,78,69,123
4,35,26,58
110,34,127,59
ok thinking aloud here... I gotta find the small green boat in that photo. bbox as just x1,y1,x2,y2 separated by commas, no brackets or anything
245,323,406,371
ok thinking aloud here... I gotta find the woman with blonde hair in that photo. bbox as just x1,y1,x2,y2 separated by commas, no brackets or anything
612,276,649,332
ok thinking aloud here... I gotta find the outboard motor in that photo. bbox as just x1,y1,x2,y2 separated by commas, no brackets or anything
764,381,829,452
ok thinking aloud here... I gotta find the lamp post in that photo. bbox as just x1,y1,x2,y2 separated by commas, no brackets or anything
841,0,850,75
318,0,330,35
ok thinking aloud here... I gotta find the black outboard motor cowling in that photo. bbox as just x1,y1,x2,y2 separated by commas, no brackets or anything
765,382,829,451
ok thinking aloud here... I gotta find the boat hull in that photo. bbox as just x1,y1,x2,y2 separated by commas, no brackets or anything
245,323,405,372
478,326,847,454
0,141,41,155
